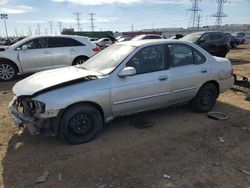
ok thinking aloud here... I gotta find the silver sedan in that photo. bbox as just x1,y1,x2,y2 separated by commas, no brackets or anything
10,40,234,144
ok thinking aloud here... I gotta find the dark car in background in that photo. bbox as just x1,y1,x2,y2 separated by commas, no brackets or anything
232,32,245,44
181,31,230,57
226,33,241,48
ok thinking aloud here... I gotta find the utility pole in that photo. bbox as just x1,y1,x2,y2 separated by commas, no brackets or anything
28,27,32,36
89,13,95,32
58,21,62,34
48,21,53,34
131,24,134,32
0,14,8,38
14,29,18,37
187,0,202,29
212,0,229,27
37,23,41,35
45,28,48,35
197,14,202,29
74,12,81,31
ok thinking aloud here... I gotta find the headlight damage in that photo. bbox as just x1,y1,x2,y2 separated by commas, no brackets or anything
9,96,56,136
16,97,45,115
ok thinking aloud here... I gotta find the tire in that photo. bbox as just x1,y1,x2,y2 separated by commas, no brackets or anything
59,104,103,144
218,47,227,57
0,62,18,81
190,83,218,113
72,56,88,65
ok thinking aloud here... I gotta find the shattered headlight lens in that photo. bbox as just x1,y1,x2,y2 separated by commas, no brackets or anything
18,97,45,114
33,100,45,113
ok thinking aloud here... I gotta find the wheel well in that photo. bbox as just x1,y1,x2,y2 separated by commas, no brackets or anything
56,101,105,131
72,55,89,65
0,58,19,73
202,80,220,96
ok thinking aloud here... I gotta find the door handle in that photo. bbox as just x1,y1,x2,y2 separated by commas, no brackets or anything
44,51,50,54
201,69,208,73
159,75,168,81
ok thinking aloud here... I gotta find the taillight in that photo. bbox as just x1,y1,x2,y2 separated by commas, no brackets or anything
92,46,101,53
231,68,234,76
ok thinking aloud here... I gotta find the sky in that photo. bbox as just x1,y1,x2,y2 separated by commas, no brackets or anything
0,0,250,37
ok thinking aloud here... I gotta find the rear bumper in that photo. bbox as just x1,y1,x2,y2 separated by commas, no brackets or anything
219,77,234,93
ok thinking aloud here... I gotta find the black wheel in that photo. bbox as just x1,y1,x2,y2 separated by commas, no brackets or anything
190,83,218,113
59,104,103,144
0,62,18,81
72,56,88,65
219,48,227,57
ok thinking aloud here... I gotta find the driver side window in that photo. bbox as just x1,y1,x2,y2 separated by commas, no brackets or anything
127,44,166,74
22,38,48,50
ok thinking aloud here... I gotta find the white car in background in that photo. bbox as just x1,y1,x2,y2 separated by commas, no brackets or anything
94,38,113,47
0,35,100,81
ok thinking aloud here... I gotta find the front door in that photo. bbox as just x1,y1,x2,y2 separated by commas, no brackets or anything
18,37,52,72
111,44,171,116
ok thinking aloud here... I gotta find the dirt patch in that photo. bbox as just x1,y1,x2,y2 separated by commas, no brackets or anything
0,41,250,188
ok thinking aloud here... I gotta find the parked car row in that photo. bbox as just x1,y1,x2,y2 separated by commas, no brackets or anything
0,31,246,81
115,31,246,57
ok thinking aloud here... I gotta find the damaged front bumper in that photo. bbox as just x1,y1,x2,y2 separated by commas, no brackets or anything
9,97,59,136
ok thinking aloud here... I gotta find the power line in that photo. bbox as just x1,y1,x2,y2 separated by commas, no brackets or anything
89,13,96,32
187,0,202,29
212,0,229,27
74,12,81,31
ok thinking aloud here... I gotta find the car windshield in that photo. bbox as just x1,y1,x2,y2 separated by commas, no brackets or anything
181,33,203,42
80,44,136,75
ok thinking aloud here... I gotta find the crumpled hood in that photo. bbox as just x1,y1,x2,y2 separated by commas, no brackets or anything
13,66,101,96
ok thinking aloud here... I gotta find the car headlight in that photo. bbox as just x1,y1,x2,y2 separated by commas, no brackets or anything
18,97,45,114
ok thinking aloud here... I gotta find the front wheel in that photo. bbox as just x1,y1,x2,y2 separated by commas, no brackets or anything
190,83,218,112
72,56,88,65
0,62,18,81
59,104,103,144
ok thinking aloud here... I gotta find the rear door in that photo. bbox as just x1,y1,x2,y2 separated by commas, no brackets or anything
167,43,210,104
18,37,52,72
48,37,72,68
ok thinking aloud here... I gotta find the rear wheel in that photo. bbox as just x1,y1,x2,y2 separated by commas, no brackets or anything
0,62,18,81
59,104,103,144
190,83,218,112
72,56,88,65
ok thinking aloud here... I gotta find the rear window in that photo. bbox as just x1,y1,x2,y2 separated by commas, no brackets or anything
48,37,84,48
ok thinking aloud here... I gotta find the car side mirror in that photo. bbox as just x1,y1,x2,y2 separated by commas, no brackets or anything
118,67,136,77
21,45,28,50
16,47,21,51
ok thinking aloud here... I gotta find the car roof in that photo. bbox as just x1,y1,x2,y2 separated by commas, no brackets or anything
9,35,90,49
26,35,89,39
120,39,194,47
